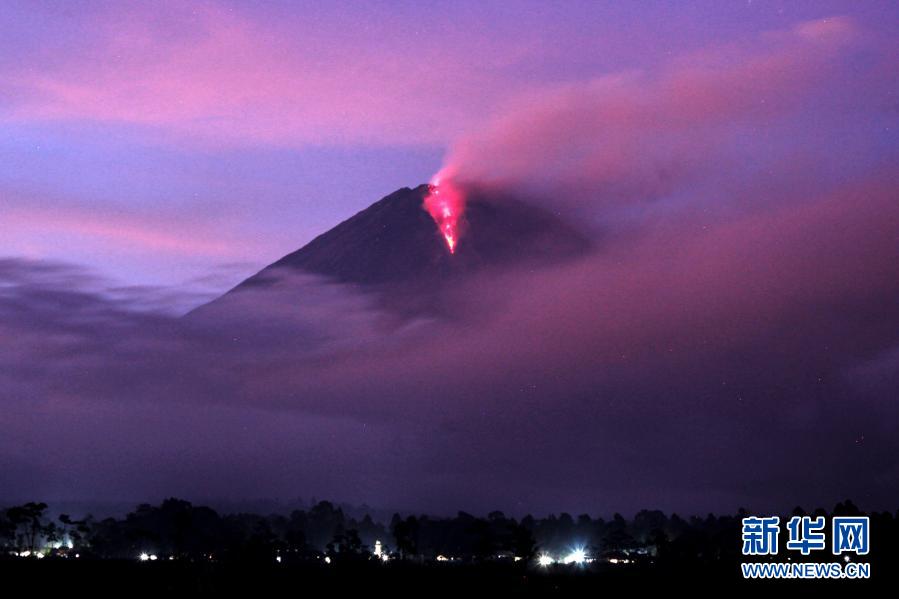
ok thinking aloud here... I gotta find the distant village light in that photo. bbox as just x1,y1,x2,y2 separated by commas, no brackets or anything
538,554,554,567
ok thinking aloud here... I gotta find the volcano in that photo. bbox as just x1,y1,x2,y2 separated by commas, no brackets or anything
190,184,590,319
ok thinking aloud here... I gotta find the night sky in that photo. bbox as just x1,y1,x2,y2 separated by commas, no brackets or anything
1,1,898,516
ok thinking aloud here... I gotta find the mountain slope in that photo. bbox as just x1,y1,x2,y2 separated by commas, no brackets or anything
190,184,590,318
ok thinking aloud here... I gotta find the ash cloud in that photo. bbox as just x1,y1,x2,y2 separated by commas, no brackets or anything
442,17,896,228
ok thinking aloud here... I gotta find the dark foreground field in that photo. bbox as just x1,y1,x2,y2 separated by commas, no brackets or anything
0,558,888,595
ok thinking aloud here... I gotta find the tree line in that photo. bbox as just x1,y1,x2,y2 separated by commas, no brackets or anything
2,498,897,570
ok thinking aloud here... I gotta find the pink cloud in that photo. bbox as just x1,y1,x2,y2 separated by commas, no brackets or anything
1,3,531,147
3,200,251,258
440,15,889,215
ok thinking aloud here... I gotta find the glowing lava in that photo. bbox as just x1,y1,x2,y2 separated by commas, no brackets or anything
423,175,465,254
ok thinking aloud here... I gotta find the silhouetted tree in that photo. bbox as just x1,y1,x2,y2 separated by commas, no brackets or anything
511,522,537,561
7,502,48,551
392,515,419,559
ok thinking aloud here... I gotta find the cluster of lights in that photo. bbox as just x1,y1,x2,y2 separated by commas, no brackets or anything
11,550,81,559
138,553,158,561
373,539,390,561
273,541,392,566
537,548,590,566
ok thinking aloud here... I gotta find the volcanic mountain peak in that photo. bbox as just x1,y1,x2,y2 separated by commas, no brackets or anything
192,184,589,317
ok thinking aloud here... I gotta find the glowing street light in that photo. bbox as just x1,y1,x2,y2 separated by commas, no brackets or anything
538,554,554,567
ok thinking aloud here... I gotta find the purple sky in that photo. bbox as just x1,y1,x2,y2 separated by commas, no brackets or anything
1,1,898,516
2,0,895,287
